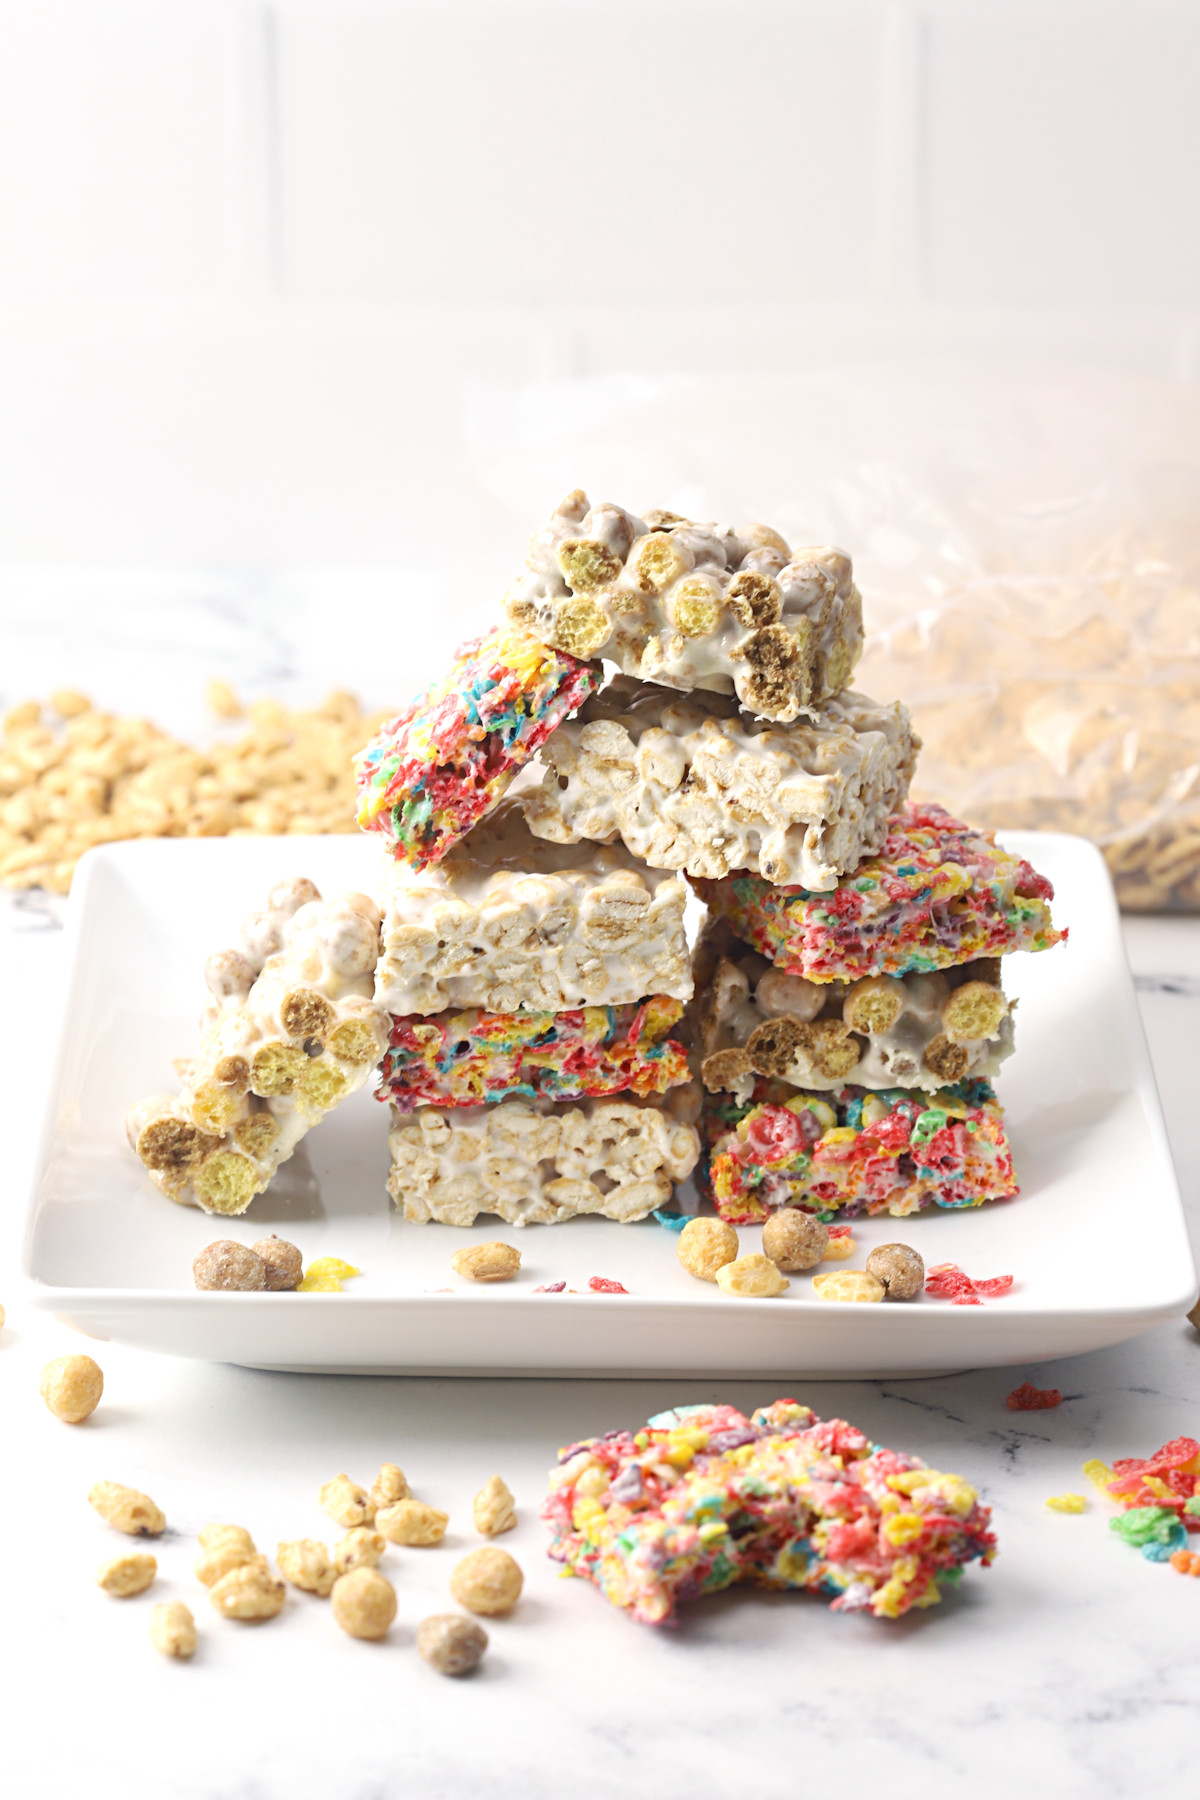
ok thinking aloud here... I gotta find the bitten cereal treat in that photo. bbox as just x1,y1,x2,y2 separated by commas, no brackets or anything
700,1080,1017,1223
40,1354,104,1423
388,1093,700,1227
691,917,1014,1102
354,627,600,870
695,802,1064,983
503,492,864,723
524,678,917,890
373,799,692,1017
543,1399,996,1625
378,996,692,1112
126,879,389,1215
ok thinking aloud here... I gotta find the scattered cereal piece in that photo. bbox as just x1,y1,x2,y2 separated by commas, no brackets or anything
376,1499,448,1547
367,1463,409,1514
251,1235,304,1292
761,1210,828,1272
865,1243,925,1300
0,1302,5,1330
417,1612,489,1676
297,1257,361,1294
652,1209,689,1232
319,1474,374,1529
51,688,91,718
1109,1505,1187,1561
194,1524,257,1586
715,1253,789,1299
473,1476,517,1538
1007,1381,1063,1411
331,1565,397,1639
925,1262,1013,1305
334,1528,386,1576
206,678,243,719
677,1217,739,1283
533,1281,566,1293
97,1552,157,1597
587,1276,628,1294
277,1538,336,1596
150,1600,196,1659
1169,1550,1200,1576
451,1241,522,1283
192,1240,267,1292
209,1560,286,1620
1045,1494,1087,1513
40,1353,104,1423
1188,1298,1200,1330
450,1547,524,1616
89,1481,165,1537
822,1227,856,1261
811,1269,886,1304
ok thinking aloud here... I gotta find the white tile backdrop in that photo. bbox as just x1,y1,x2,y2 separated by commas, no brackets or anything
0,0,1195,564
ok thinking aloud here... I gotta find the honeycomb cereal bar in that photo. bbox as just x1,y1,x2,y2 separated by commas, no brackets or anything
503,491,864,723
354,627,599,870
695,802,1064,981
126,877,390,1215
523,677,917,889
387,1093,700,1226
691,918,1014,1100
373,799,691,1015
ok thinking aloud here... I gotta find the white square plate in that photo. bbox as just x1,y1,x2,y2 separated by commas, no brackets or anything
22,831,1196,1377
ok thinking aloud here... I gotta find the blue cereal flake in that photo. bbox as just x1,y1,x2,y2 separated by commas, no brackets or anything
1109,1505,1187,1561
652,1208,690,1232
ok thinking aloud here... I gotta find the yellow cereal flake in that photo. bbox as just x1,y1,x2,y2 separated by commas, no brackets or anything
297,1257,361,1293
1082,1458,1116,1495
821,1234,856,1261
1045,1494,1087,1514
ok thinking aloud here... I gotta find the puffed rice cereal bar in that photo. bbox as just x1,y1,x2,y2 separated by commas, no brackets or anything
523,677,917,889
503,491,864,723
126,877,390,1214
691,918,1014,1100
373,799,692,1015
387,1093,700,1226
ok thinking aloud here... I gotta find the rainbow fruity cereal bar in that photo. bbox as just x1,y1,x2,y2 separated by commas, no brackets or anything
692,917,1013,1101
700,1079,1017,1224
694,802,1063,981
543,1399,996,1626
387,1092,700,1226
378,996,691,1112
523,676,917,888
127,878,389,1214
503,490,864,723
373,801,692,1016
355,627,599,871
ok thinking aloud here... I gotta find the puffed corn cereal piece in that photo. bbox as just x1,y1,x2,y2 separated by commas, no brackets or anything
97,1552,157,1597
822,1233,856,1261
473,1475,517,1537
40,1353,104,1423
277,1538,337,1596
812,1269,886,1303
715,1253,790,1299
331,1566,397,1640
319,1473,375,1529
209,1559,286,1621
450,1547,524,1616
334,1528,387,1575
676,1216,739,1283
194,1524,258,1586
206,679,243,718
89,1481,166,1537
376,1499,449,1547
150,1601,196,1659
761,1210,828,1271
417,1613,488,1676
368,1462,409,1513
451,1241,522,1283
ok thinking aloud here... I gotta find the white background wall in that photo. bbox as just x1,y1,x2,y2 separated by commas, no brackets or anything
0,0,1197,566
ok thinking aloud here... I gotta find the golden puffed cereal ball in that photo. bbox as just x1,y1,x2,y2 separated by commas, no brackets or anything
676,1217,739,1283
449,1547,523,1616
40,1353,104,1423
331,1566,397,1640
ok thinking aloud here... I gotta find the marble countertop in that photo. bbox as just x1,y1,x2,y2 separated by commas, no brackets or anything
2,596,1199,1799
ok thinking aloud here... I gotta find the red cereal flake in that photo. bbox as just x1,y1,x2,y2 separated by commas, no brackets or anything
587,1277,629,1294
827,1224,852,1239
926,1262,1013,1306
1006,1381,1063,1411
534,1281,566,1293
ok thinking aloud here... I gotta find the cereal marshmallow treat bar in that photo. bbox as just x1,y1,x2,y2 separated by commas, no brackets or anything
503,490,864,724
691,917,1014,1101
694,801,1063,981
543,1398,996,1625
127,878,390,1214
355,627,600,871
523,676,918,889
